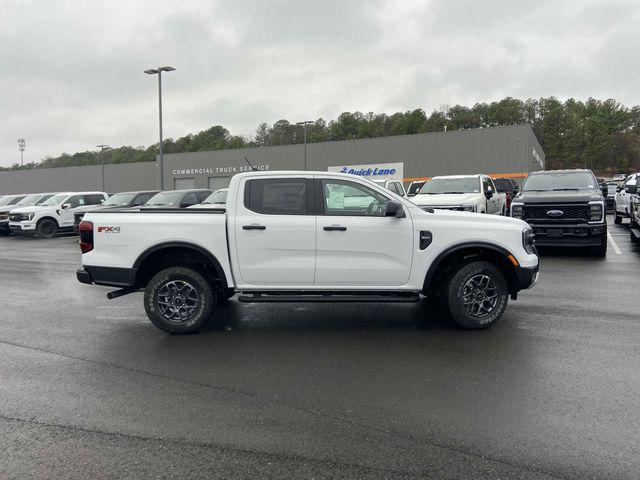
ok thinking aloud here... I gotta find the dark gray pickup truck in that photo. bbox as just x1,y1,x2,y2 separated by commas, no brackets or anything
510,169,607,256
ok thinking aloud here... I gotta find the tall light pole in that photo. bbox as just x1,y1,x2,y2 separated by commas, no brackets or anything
144,66,175,190
17,138,25,167
296,120,314,171
96,144,110,191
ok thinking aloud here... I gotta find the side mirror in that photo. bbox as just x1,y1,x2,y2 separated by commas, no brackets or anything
512,185,519,194
626,185,637,194
385,200,405,218
62,203,71,210
484,189,494,199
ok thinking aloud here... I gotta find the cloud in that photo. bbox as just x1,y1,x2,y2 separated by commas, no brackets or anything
0,0,639,167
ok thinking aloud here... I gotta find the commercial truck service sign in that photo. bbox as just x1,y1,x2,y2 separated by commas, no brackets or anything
328,162,403,180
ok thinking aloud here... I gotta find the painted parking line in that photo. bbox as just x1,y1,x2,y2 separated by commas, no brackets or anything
607,230,622,255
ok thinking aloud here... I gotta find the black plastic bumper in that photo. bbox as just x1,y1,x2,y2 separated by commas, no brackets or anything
515,265,538,290
77,266,137,287
530,223,606,247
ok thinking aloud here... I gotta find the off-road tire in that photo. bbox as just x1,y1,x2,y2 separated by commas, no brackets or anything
442,261,509,329
614,213,622,225
36,218,59,239
144,266,215,334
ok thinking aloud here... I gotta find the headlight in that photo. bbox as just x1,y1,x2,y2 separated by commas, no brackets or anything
461,205,475,212
511,203,524,219
587,202,604,223
522,228,536,254
0,213,8,221
26,213,35,221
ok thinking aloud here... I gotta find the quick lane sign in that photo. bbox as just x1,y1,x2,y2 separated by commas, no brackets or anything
328,162,403,180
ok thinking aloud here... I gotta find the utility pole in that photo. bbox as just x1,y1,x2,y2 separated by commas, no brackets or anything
17,138,25,167
296,120,314,171
144,66,176,190
96,145,110,191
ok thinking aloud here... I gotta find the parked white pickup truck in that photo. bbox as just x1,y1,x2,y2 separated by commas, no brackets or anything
411,174,507,215
77,171,538,333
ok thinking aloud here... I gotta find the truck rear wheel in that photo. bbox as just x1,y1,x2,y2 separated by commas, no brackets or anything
36,218,59,238
144,266,215,334
443,261,509,329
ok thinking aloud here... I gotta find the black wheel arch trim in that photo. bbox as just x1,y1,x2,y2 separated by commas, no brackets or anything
132,241,228,289
422,241,521,293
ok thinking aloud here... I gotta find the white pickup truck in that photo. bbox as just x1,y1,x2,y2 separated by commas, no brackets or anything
411,174,507,215
77,171,539,333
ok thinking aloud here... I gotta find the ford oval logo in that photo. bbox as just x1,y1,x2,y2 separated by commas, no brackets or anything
547,209,564,217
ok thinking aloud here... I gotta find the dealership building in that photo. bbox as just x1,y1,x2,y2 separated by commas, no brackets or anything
0,124,544,194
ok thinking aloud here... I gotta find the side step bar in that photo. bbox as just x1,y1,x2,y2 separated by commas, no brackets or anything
238,292,420,303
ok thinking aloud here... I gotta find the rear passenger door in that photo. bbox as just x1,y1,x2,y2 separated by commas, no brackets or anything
232,176,316,287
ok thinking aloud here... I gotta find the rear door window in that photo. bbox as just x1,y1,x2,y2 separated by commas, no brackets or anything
245,179,308,215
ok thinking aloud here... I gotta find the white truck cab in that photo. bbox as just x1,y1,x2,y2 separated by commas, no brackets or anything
411,174,506,215
10,191,108,238
614,173,639,224
77,171,538,334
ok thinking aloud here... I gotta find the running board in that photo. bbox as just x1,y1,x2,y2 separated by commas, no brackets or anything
238,292,420,303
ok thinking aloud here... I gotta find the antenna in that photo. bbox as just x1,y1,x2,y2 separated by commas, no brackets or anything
244,155,258,171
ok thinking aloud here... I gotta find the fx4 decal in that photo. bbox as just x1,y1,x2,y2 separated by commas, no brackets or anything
97,226,121,233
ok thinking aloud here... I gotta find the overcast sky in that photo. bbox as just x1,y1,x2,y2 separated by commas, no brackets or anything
1,0,639,167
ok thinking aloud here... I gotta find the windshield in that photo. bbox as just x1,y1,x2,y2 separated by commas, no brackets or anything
36,194,55,205
102,193,137,207
493,178,514,192
145,191,183,206
15,194,41,206
522,172,598,192
419,177,480,194
0,196,17,206
203,190,228,204
41,194,69,206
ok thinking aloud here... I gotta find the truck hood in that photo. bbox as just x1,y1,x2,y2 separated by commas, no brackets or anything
411,192,480,206
514,189,602,204
413,206,530,230
0,205,23,214
8,205,48,215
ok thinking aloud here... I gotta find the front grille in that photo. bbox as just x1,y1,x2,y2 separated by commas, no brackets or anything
524,204,588,223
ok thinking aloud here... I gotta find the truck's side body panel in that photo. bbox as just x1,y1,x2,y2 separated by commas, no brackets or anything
81,211,235,287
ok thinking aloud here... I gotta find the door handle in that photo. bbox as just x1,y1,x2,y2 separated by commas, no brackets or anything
243,225,266,230
323,226,347,231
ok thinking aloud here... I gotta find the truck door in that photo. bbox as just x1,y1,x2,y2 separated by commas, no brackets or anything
233,177,316,287
315,178,414,287
483,177,499,214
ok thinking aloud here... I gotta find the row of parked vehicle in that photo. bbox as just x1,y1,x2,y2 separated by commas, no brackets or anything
0,188,229,238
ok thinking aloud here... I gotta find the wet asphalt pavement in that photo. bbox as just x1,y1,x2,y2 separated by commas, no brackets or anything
0,215,639,479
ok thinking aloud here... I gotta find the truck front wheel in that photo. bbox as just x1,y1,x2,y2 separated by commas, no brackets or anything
144,266,215,334
443,261,509,329
36,218,59,238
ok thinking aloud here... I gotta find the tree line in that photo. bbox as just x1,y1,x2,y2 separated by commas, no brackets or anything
3,97,639,174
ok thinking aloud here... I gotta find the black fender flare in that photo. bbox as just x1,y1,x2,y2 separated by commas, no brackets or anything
133,241,228,289
422,241,517,291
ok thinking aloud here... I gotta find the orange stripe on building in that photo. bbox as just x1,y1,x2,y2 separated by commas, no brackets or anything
402,172,530,183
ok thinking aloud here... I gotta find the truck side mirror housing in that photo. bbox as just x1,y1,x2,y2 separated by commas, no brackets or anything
512,185,519,194
385,201,405,218
484,189,494,199
626,184,637,194
62,203,72,210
